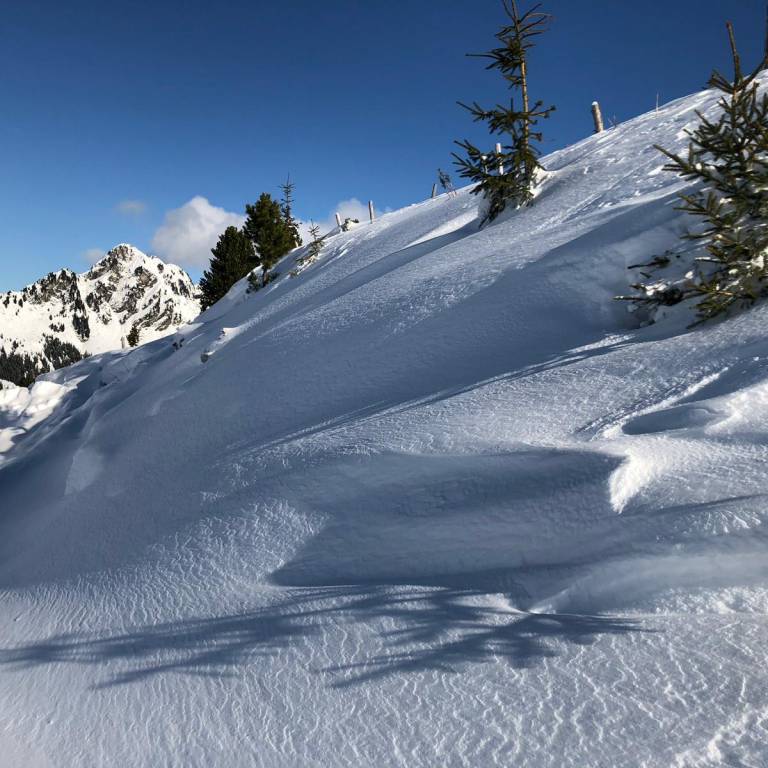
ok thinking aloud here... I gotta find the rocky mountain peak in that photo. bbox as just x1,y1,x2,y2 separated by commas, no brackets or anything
0,245,200,386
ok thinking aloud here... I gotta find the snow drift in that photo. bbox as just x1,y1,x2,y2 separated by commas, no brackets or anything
0,83,766,767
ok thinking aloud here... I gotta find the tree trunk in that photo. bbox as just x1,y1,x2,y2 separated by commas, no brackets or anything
727,22,742,81
511,1,530,154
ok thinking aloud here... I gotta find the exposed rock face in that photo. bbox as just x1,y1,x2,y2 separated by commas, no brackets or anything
0,244,200,385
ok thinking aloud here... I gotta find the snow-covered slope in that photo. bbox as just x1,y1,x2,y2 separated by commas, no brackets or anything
0,244,199,384
0,84,767,767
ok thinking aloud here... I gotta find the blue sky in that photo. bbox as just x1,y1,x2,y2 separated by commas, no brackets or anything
0,0,765,289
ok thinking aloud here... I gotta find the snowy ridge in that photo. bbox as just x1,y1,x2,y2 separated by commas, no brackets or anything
0,84,766,767
0,244,199,383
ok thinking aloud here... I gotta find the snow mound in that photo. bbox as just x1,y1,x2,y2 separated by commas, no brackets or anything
0,83,766,767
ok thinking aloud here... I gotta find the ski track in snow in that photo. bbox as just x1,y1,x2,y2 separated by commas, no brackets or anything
0,84,767,766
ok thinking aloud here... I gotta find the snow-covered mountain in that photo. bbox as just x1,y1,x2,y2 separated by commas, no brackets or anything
0,244,199,385
0,83,767,767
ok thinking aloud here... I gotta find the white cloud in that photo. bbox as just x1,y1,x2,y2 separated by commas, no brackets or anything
299,197,371,243
83,248,106,264
150,195,384,268
116,199,147,216
151,196,244,269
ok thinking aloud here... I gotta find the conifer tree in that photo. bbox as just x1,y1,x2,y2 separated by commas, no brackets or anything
243,192,296,283
307,221,326,261
454,0,555,224
280,176,303,249
127,323,140,347
199,226,258,310
43,336,82,369
652,23,768,321
290,221,326,276
0,347,49,387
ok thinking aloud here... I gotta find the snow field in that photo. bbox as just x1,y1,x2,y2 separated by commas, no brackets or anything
0,81,766,766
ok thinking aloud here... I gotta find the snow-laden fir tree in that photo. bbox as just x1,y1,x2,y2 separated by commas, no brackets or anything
453,0,555,224
641,23,768,322
199,226,258,310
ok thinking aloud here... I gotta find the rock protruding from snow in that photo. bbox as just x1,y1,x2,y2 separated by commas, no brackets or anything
0,244,200,385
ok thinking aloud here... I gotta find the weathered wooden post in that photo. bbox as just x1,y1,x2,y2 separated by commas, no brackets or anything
335,212,342,229
431,183,437,199
368,200,375,222
121,335,126,350
495,142,504,174
591,101,604,134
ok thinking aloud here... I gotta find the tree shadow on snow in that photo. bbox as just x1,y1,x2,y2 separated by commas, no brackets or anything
313,586,646,688
0,585,646,689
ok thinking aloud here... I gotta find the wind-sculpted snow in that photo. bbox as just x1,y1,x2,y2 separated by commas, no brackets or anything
0,83,767,766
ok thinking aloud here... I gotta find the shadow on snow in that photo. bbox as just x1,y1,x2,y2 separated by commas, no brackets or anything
0,585,646,689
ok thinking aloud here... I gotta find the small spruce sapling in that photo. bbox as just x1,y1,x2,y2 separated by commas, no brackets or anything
293,221,326,275
306,221,326,261
437,168,457,197
454,0,555,224
280,176,303,250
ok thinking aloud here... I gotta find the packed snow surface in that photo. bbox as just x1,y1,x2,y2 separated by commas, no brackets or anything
0,84,767,767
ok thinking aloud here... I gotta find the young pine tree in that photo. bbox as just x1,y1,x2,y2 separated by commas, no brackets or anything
280,176,303,249
454,0,555,224
654,23,768,322
307,221,325,260
199,226,258,310
243,192,296,283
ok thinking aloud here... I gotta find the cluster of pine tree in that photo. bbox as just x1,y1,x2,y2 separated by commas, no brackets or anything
43,336,83,370
620,24,768,324
0,338,86,387
0,347,49,387
199,178,302,310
